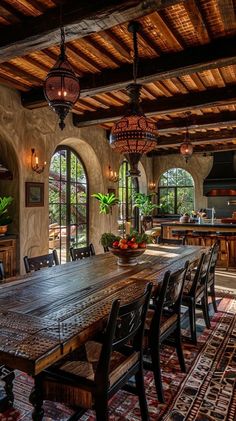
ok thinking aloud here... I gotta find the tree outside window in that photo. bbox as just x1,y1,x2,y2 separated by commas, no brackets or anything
118,161,139,231
49,147,88,263
158,168,194,215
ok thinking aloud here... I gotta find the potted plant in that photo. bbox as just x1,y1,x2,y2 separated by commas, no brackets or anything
133,192,159,230
0,196,13,235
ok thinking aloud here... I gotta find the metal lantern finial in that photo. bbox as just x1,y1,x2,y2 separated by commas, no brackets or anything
44,27,80,130
109,21,158,176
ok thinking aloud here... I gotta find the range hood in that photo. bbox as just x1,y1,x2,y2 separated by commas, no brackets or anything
203,151,236,196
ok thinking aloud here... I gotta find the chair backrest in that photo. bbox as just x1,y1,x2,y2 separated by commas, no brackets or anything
150,261,189,339
70,243,95,261
0,261,4,280
94,282,153,389
23,249,59,273
157,236,184,245
186,252,206,296
209,241,220,275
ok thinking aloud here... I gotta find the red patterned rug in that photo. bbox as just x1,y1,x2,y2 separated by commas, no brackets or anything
0,290,236,421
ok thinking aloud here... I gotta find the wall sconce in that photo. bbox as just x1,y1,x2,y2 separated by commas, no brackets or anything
31,148,46,174
149,181,156,191
108,166,119,183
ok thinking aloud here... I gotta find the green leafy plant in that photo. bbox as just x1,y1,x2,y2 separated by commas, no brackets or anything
129,230,152,244
133,193,159,216
0,196,13,226
100,233,120,248
91,192,119,214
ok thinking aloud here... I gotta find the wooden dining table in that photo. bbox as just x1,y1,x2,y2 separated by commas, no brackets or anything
0,244,205,419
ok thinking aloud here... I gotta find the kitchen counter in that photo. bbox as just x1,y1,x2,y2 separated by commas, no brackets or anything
161,222,236,268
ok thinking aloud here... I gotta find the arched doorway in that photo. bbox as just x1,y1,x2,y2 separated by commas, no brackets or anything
49,146,88,263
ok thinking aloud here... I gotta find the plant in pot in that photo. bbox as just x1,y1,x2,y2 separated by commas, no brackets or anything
133,192,159,230
91,192,119,250
0,196,13,235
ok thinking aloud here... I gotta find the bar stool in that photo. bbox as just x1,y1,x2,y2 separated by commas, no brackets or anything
172,230,192,245
191,231,216,246
215,232,236,271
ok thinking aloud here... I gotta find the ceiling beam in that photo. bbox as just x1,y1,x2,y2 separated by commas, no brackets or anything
71,87,236,127
0,0,184,63
157,112,236,134
156,129,236,148
21,35,236,109
151,143,236,156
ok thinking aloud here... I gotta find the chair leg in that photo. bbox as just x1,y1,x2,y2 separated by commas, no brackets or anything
175,326,186,373
225,239,230,271
94,396,109,421
135,369,150,421
150,346,165,403
188,300,197,345
201,293,211,329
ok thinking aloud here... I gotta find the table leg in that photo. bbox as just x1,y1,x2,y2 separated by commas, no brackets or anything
29,375,44,421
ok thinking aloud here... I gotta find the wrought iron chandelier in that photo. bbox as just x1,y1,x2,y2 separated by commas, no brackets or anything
180,114,193,163
44,27,80,130
109,21,158,177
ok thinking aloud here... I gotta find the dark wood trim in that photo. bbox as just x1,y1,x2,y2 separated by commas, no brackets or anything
71,87,236,127
21,35,236,110
156,130,236,148
0,0,184,62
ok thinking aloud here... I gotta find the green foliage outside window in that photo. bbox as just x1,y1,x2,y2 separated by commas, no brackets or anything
158,168,194,215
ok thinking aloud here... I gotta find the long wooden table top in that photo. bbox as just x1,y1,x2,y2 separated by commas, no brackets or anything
0,244,204,376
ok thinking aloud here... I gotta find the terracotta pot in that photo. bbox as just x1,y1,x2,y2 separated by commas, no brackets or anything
179,215,190,223
0,225,8,236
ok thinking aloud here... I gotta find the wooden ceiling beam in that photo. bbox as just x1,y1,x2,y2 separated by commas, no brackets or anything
152,143,236,155
71,87,236,127
21,35,236,109
156,129,236,148
0,0,184,63
157,112,236,134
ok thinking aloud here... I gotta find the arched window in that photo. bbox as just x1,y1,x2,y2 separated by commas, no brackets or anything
49,146,88,263
158,168,194,214
118,161,139,230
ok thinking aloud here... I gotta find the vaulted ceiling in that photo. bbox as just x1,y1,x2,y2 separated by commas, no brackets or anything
0,0,236,155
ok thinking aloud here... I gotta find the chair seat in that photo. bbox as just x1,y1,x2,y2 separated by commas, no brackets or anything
145,308,178,335
42,341,139,409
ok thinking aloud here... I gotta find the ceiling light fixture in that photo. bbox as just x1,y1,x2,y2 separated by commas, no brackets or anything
180,114,193,163
109,21,158,177
44,27,80,130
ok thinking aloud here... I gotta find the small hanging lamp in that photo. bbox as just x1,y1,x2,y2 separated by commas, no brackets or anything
180,115,193,163
44,27,80,130
109,21,158,177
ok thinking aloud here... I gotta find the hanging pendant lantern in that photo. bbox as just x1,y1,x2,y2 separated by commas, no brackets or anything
109,21,158,177
44,28,80,130
180,126,193,163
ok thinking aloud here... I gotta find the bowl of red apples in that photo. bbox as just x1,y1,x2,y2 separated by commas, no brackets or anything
109,233,149,266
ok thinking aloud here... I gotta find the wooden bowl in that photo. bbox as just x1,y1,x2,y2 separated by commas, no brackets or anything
109,247,146,266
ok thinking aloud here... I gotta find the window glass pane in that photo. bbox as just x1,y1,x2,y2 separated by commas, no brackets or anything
158,168,194,214
49,147,88,263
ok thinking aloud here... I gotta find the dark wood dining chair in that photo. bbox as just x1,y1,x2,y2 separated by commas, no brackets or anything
23,249,59,273
207,241,220,313
33,282,153,421
144,261,189,403
70,243,95,260
182,249,212,345
0,260,4,280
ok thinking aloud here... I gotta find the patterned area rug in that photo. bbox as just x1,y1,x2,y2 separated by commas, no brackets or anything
0,290,236,421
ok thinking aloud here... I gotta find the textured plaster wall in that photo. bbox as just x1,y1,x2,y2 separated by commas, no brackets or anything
153,154,213,211
0,84,152,274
